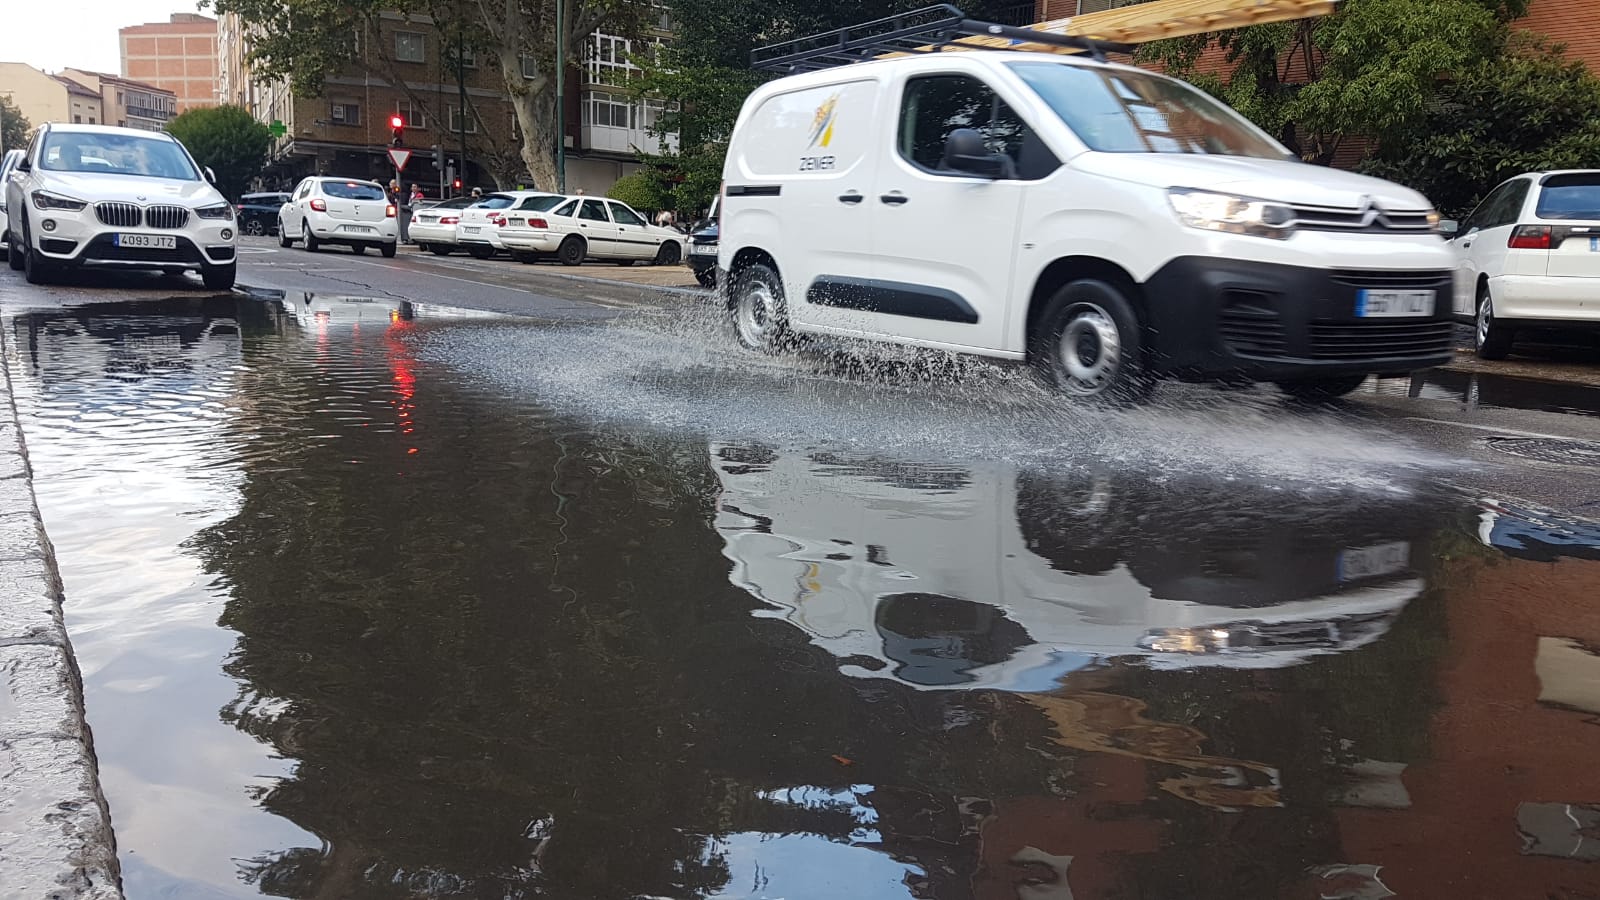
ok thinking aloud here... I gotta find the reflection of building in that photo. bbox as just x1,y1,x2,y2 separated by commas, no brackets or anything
118,13,220,111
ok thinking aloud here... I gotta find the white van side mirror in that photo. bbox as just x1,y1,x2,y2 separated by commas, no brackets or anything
943,128,1015,180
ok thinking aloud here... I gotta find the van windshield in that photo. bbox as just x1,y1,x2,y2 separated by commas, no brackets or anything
1008,62,1287,159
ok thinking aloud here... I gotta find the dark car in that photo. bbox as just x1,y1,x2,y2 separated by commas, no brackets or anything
236,192,292,237
685,197,719,289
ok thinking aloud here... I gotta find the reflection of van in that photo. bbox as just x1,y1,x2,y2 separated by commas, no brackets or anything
711,444,1431,690
718,9,1455,402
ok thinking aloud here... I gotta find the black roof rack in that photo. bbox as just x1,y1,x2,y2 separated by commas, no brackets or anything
750,4,1136,74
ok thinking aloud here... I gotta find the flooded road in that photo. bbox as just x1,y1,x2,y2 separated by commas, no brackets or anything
5,295,1600,899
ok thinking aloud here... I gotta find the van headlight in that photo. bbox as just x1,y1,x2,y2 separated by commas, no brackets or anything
195,203,235,220
31,190,88,212
1168,188,1295,240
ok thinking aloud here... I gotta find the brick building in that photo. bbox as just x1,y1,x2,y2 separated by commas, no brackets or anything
119,13,220,112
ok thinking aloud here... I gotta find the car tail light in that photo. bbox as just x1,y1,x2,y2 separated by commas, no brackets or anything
386,204,397,218
528,217,548,230
441,216,459,225
310,198,327,212
1508,225,1551,249
490,213,507,227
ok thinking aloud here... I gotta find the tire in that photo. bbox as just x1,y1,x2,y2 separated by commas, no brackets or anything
244,219,265,237
278,224,293,248
694,269,716,289
7,233,23,271
1029,279,1153,403
351,243,365,255
557,235,586,267
380,242,397,259
729,261,791,354
1276,376,1367,402
21,217,53,285
202,264,237,291
467,245,494,260
416,242,430,253
305,230,321,252
653,242,682,266
1475,284,1514,360
429,244,452,256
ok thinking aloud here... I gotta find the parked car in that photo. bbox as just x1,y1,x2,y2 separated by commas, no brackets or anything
0,148,25,250
1442,170,1600,360
685,196,719,288
410,196,479,255
502,195,685,266
236,191,290,236
277,176,398,256
453,191,561,259
719,17,1456,402
3,123,239,289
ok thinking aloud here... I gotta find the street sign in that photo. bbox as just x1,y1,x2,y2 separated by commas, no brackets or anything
269,120,286,137
387,148,413,170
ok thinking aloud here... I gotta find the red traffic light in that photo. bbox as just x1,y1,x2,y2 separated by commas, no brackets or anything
389,115,405,130
452,178,462,190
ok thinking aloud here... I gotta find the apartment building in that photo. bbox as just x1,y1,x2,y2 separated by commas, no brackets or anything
219,9,676,196
0,62,103,128
120,13,220,111
62,69,178,131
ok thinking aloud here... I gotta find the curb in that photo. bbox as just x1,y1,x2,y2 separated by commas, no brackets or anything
0,316,123,899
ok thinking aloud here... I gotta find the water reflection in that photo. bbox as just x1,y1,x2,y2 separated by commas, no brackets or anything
713,445,1437,690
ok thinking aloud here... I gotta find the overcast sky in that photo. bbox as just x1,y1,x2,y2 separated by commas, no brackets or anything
0,0,207,76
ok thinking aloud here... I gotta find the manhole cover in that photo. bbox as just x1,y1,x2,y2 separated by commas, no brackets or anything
1486,437,1600,468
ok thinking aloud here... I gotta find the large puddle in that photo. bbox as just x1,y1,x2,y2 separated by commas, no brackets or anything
5,294,1600,899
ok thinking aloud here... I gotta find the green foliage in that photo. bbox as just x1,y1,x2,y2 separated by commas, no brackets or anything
1361,37,1600,217
1,94,32,153
165,105,273,201
605,169,670,211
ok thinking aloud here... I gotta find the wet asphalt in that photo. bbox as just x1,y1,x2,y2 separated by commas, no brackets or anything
2,250,1599,899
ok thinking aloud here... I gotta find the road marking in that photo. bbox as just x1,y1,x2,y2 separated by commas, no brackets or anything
1402,417,1589,441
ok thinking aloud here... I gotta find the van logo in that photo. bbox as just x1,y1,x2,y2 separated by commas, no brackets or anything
808,93,840,149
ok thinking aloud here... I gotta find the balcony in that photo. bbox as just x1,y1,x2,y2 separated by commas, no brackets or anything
126,105,170,121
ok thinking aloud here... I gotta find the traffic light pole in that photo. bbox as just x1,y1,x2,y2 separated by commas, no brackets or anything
457,21,468,198
555,0,566,192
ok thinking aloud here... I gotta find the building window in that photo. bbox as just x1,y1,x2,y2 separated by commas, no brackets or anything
582,91,633,129
331,101,361,125
451,47,477,69
447,105,477,134
587,33,644,82
395,31,425,63
394,99,427,129
88,117,96,124
74,115,82,123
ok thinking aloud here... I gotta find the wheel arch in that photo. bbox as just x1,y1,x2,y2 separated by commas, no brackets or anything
1023,256,1146,362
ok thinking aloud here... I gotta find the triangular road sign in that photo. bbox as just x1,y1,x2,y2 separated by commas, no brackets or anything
387,148,413,170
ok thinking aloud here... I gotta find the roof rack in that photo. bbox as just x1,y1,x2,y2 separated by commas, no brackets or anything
750,4,1137,74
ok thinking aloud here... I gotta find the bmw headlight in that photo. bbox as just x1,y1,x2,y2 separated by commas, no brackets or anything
31,190,88,212
1168,188,1295,240
195,203,235,220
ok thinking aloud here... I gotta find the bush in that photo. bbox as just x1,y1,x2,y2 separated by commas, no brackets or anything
606,170,671,213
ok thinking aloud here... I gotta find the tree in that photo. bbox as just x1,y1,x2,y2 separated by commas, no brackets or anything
605,168,670,211
1,94,32,154
165,104,272,200
1360,36,1600,216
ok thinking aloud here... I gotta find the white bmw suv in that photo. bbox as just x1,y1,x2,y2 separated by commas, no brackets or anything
4,123,239,289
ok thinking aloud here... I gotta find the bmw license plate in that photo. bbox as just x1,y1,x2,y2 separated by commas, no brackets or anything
464,226,481,234
115,233,177,249
1356,289,1434,317
1337,541,1410,582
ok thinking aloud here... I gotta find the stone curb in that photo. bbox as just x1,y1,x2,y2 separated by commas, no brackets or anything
0,316,123,899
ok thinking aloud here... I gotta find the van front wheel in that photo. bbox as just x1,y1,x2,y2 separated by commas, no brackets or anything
1031,279,1152,403
730,262,790,354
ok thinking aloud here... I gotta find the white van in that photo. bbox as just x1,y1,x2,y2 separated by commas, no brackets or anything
719,14,1458,401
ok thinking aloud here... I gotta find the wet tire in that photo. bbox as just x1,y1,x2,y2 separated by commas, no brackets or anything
694,269,715,289
429,244,452,256
558,236,585,267
1030,279,1152,403
7,233,23,271
202,264,236,291
21,217,53,285
305,231,321,252
1476,285,1514,360
1276,376,1366,402
278,223,293,248
380,242,397,259
730,261,791,354
468,245,494,260
654,242,681,266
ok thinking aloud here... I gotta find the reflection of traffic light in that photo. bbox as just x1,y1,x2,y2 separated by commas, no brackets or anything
389,114,405,147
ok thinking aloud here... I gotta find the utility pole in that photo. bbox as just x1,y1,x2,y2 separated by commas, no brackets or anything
555,0,566,192
457,2,468,197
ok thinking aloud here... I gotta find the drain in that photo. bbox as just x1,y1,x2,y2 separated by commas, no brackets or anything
1486,436,1600,468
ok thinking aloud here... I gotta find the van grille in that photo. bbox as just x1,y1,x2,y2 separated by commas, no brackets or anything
1309,321,1453,360
96,202,142,227
145,205,190,229
1329,270,1453,290
1291,204,1437,234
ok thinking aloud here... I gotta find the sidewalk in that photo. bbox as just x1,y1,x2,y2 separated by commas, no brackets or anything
0,314,122,899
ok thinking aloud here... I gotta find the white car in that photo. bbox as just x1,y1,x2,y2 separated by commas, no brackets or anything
1442,170,1600,359
277,176,399,256
0,148,25,250
3,123,239,289
720,16,1457,402
409,196,478,255
500,195,685,266
454,190,562,259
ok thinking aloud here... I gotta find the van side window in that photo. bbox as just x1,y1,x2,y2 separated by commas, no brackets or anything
897,74,1058,180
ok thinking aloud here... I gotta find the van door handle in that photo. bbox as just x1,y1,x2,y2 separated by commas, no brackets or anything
880,193,909,206
838,193,863,205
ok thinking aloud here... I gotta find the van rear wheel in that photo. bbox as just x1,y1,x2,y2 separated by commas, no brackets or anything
1031,279,1152,403
731,262,790,354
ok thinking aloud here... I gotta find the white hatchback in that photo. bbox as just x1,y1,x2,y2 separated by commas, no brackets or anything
277,177,399,256
3,123,240,289
502,195,685,266
1443,170,1600,359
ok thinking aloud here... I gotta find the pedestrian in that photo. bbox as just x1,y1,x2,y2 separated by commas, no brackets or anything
654,209,675,228
470,187,483,200
409,183,424,205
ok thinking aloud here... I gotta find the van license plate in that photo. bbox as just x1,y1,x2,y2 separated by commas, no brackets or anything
1356,290,1434,317
115,234,177,249
1338,541,1410,582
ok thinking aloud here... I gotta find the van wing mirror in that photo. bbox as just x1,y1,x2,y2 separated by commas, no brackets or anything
942,128,1013,179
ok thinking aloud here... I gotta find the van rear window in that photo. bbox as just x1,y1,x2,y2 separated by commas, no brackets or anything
1536,175,1600,220
323,182,386,200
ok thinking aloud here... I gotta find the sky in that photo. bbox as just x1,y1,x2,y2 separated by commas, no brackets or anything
0,0,207,76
